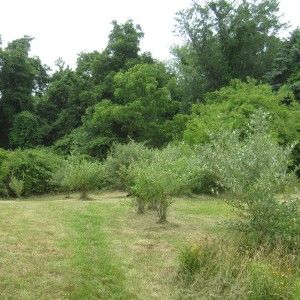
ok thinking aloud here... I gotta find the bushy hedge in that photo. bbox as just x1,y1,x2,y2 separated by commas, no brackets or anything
0,148,62,197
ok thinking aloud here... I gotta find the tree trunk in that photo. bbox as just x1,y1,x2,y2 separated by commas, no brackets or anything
80,190,88,200
137,198,145,214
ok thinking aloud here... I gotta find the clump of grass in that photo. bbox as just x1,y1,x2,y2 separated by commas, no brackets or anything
178,235,300,299
178,236,249,299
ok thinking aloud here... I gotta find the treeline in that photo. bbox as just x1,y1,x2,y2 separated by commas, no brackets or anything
0,0,299,163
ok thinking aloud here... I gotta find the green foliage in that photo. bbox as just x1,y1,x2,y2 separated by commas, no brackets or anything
102,140,153,190
178,236,300,299
51,159,73,197
0,148,61,196
184,79,300,147
58,156,102,199
41,39,155,148
80,63,181,151
182,77,300,191
114,63,169,104
195,117,299,246
0,148,9,197
247,263,294,299
131,144,193,221
53,126,116,160
179,243,202,280
174,0,285,102
9,176,24,198
37,65,92,145
9,111,43,148
75,19,152,105
106,19,144,70
266,28,300,102
0,36,49,148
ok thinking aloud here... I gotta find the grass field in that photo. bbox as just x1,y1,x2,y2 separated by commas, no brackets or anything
0,192,234,299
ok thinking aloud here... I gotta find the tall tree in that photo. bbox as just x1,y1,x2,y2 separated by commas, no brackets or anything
266,28,300,102
39,20,152,147
0,36,49,147
37,61,92,145
106,19,144,71
55,63,182,159
174,0,285,103
85,63,181,147
75,20,152,101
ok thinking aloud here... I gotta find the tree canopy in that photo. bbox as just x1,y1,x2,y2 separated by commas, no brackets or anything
173,0,285,103
0,36,49,147
0,8,298,171
266,28,300,102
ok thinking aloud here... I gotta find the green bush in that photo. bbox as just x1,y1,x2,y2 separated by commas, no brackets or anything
183,79,300,150
57,156,103,199
196,115,299,246
9,176,24,198
51,159,74,197
131,144,193,221
53,127,117,161
0,148,62,196
102,140,154,190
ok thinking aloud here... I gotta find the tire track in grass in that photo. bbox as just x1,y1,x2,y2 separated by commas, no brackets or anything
65,202,134,300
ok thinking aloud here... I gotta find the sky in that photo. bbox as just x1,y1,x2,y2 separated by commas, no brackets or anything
0,0,299,70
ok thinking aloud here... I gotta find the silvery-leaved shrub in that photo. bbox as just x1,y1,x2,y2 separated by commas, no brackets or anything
56,156,103,199
196,114,299,247
102,140,153,190
131,144,194,222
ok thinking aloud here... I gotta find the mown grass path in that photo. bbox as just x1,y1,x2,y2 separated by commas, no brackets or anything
0,193,232,299
0,196,134,299
63,201,134,299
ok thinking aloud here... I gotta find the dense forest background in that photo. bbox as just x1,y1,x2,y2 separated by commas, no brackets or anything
0,0,299,163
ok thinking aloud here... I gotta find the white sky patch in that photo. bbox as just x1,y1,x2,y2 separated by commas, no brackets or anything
0,0,299,70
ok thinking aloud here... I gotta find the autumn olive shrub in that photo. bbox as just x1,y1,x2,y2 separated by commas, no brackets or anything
130,144,194,222
51,159,74,197
197,122,299,246
55,156,103,199
102,140,154,190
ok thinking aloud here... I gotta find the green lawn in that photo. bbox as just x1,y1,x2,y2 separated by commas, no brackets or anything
0,192,233,299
